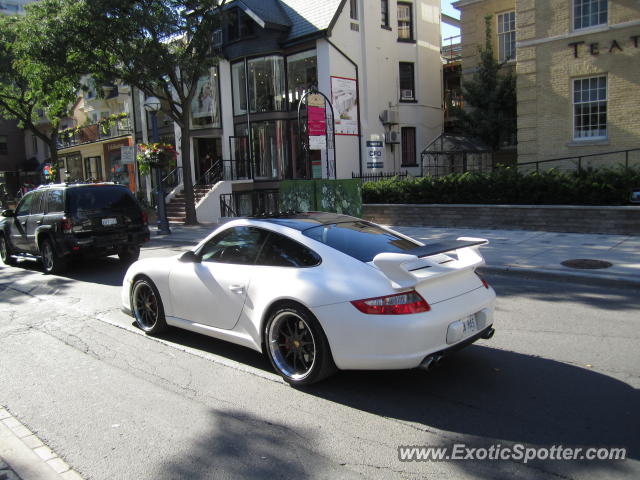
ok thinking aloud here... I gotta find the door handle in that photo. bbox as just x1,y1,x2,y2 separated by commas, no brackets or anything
21,221,27,227
229,285,245,294
36,220,43,225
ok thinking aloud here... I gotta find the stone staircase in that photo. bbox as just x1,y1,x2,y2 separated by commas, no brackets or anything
166,185,213,223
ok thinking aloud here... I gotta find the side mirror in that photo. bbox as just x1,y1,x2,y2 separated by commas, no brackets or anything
179,250,201,263
2,209,15,218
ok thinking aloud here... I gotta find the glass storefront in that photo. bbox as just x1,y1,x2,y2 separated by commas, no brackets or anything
247,56,285,113
231,50,318,180
287,50,317,111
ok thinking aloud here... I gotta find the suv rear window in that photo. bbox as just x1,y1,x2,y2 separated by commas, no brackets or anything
303,221,420,263
67,186,138,214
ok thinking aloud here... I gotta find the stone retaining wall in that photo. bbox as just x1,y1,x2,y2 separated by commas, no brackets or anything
362,204,640,235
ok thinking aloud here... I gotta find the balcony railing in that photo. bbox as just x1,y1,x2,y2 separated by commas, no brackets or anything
57,117,132,149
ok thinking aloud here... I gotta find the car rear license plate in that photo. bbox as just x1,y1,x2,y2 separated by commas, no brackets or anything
102,218,117,226
462,314,478,335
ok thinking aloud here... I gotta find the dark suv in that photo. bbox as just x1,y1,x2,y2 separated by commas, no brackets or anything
0,183,150,274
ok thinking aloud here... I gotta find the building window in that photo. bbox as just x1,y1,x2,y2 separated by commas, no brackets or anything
350,0,358,20
397,2,413,41
573,76,607,140
399,62,415,101
247,55,286,113
497,11,516,62
232,61,247,116
574,0,607,30
287,50,317,111
227,9,254,41
32,135,38,153
0,135,7,155
381,0,389,28
401,127,416,166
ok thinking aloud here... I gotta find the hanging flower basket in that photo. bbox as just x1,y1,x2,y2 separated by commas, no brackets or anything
136,143,177,176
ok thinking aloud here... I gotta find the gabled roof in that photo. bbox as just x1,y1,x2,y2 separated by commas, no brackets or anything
237,0,291,30
227,0,345,42
279,0,344,41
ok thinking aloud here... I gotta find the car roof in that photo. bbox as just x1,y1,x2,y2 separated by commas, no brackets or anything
35,182,125,190
250,211,363,232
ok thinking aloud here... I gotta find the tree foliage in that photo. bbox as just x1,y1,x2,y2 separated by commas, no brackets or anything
453,15,516,150
42,0,228,224
0,2,84,164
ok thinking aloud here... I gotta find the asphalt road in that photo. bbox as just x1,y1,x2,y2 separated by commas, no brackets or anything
0,245,638,480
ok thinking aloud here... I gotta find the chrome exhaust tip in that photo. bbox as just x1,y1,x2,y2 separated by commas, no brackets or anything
481,327,495,340
434,354,444,366
418,355,435,371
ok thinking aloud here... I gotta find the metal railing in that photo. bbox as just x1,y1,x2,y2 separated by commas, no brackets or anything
420,153,494,178
516,148,640,174
57,118,132,149
161,166,183,192
352,171,409,182
219,189,280,218
195,161,222,187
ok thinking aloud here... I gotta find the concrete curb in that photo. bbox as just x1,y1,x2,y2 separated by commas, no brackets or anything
479,265,640,289
0,407,83,480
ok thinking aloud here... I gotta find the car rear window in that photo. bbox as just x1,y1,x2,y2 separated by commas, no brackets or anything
67,186,138,213
303,221,420,263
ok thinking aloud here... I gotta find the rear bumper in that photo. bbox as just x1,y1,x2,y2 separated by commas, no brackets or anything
313,286,496,370
56,229,149,256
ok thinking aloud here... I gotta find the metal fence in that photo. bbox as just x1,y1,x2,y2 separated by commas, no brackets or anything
516,148,640,174
219,189,280,218
352,171,408,182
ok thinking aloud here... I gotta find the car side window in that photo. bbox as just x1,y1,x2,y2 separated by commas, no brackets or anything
256,232,321,268
199,226,269,265
15,193,34,216
46,189,64,213
30,191,45,215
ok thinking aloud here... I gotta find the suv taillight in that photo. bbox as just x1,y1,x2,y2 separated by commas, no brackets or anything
61,217,73,234
141,210,148,226
351,291,430,315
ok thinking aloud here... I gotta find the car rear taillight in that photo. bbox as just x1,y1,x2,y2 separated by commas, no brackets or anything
351,291,430,315
61,217,73,234
476,273,489,289
141,210,148,226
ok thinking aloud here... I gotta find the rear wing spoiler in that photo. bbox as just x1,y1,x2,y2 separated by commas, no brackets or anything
372,237,489,289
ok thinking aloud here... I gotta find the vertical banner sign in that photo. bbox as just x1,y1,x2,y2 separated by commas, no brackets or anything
307,93,326,151
331,76,359,135
366,140,384,170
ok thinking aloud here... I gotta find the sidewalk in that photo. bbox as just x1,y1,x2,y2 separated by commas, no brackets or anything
0,408,82,480
148,222,640,288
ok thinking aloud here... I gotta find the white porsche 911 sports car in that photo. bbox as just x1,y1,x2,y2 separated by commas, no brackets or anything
121,212,496,386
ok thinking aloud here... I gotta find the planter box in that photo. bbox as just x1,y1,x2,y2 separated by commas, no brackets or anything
362,204,640,235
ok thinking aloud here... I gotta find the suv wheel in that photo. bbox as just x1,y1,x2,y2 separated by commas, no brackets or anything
0,234,17,266
40,238,67,274
118,246,140,264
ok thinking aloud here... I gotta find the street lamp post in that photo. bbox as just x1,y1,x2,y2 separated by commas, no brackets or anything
144,96,171,235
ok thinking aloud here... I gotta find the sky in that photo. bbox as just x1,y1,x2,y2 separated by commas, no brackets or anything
441,0,460,42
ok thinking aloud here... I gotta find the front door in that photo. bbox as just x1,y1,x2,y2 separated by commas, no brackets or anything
9,192,34,252
168,226,268,330
194,138,222,183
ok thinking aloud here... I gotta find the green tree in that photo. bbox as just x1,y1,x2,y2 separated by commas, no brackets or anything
453,15,516,150
0,5,81,167
46,0,227,225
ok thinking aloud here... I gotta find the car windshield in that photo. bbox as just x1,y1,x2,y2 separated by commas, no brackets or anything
67,186,138,213
303,221,420,263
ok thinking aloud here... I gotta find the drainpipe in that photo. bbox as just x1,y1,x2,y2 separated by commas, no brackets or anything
326,39,363,177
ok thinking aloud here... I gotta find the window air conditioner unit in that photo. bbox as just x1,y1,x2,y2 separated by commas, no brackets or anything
213,29,223,48
400,89,414,100
385,130,400,144
379,109,399,125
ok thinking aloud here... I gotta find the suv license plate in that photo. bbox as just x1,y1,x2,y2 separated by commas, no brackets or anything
102,218,117,226
462,315,478,335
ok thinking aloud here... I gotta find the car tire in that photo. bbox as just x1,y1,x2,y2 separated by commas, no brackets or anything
118,245,140,264
40,238,67,274
131,277,168,335
265,303,336,386
0,234,17,266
